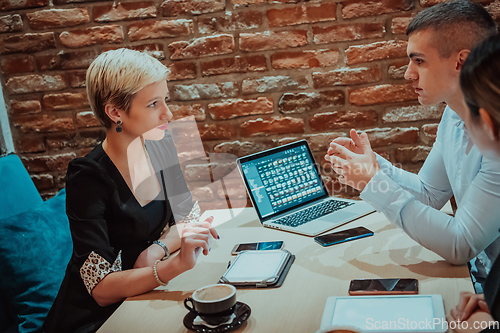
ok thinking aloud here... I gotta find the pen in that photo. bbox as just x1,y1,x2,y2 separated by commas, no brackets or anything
227,261,231,269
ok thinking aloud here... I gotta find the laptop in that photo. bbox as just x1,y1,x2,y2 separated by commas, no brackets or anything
236,140,375,236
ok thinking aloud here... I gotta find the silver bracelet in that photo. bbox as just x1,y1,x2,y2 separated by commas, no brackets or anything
153,240,170,261
153,259,168,286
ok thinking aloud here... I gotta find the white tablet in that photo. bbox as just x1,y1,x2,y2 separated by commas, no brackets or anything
320,295,447,333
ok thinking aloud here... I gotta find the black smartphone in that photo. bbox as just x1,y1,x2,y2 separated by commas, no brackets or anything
231,241,284,255
348,278,419,295
314,226,373,247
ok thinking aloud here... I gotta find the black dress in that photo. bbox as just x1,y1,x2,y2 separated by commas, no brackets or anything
481,254,500,332
43,131,194,333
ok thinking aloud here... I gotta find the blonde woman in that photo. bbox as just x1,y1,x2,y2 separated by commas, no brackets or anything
44,49,218,333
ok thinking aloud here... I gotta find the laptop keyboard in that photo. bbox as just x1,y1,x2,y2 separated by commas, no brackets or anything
273,200,354,228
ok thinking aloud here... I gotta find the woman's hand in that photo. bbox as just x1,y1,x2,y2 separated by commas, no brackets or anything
450,292,489,321
446,309,494,333
176,217,217,272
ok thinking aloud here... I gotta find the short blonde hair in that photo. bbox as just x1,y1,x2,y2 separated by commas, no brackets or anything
86,48,168,128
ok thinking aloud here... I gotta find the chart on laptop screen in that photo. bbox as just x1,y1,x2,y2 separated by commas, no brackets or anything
240,144,326,218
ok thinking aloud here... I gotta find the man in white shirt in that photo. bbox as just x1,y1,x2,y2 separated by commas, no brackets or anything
326,0,500,293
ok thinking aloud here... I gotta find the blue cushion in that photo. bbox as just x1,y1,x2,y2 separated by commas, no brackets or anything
0,189,72,333
0,154,43,220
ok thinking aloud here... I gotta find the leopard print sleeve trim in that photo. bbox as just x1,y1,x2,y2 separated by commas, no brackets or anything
80,250,123,295
178,201,201,224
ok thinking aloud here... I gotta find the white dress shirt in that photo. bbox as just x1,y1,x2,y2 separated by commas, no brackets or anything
360,106,500,292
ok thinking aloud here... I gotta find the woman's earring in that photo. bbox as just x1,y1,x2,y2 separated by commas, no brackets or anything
116,120,122,133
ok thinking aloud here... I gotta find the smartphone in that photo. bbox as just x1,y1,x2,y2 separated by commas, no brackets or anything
349,278,419,295
314,226,373,247
231,241,284,255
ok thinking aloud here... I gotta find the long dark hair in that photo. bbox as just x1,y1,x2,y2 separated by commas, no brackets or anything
460,34,500,136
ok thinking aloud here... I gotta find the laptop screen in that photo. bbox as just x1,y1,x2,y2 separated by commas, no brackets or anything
238,141,327,219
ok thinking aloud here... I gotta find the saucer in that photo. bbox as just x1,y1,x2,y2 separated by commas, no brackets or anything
183,301,251,333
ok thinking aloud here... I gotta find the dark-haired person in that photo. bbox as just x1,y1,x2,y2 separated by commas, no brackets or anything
43,49,218,333
325,0,500,293
446,34,500,333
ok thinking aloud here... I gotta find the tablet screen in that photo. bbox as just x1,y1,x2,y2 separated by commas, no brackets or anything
331,296,435,331
225,250,287,282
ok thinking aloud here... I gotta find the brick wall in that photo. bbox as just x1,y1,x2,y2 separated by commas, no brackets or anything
1,0,499,208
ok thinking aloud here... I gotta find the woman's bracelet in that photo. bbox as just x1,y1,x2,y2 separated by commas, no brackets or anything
153,259,168,286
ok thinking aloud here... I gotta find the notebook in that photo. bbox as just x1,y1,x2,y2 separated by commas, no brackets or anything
236,139,375,236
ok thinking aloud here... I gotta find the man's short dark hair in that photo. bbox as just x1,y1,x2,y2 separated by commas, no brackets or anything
406,0,497,58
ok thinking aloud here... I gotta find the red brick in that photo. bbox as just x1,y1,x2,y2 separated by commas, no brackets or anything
167,62,196,81
346,40,408,65
242,75,308,95
240,117,304,137
168,104,205,121
10,99,41,115
213,140,276,157
392,16,412,35
161,0,224,16
173,82,238,101
388,60,408,79
349,83,417,106
128,19,193,42
77,129,106,148
6,74,67,94
271,49,339,69
198,10,262,34
198,123,236,141
309,110,378,131
208,97,273,120
68,71,86,88
102,43,165,60
191,187,214,202
0,14,22,33
201,55,267,76
0,0,47,11
43,92,89,111
16,136,46,153
366,127,419,148
231,0,266,7
27,8,89,29
215,178,246,200
21,152,77,172
31,174,54,191
422,123,438,144
342,0,413,19
59,25,123,48
486,1,500,21
36,50,97,71
240,30,307,52
169,34,235,60
0,32,55,55
45,132,77,150
395,146,431,164
313,66,381,88
76,111,101,128
1,55,36,74
312,22,384,44
278,90,344,114
280,133,346,152
382,104,445,123
94,2,156,22
267,2,336,27
13,115,74,134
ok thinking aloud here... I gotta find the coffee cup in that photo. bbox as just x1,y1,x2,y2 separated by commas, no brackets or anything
184,284,237,326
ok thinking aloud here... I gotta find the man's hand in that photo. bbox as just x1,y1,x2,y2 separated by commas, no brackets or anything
324,130,380,191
